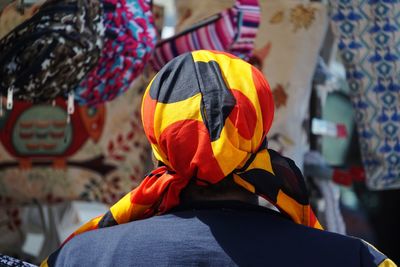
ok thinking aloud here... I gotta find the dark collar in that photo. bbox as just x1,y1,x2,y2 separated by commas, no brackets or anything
170,200,291,221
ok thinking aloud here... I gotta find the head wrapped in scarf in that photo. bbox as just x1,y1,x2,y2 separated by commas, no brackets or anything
43,49,321,266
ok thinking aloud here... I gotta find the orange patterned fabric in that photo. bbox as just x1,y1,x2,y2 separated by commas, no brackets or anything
42,50,321,266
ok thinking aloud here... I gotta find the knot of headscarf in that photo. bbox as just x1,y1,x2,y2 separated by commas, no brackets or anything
42,50,321,266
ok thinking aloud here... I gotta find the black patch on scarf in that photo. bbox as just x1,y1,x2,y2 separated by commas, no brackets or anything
236,148,310,205
149,53,200,103
47,247,61,266
195,60,236,141
268,149,309,205
98,211,118,228
238,168,282,202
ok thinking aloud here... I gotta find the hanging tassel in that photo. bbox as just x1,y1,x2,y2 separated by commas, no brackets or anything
6,87,14,110
67,91,75,114
65,91,75,143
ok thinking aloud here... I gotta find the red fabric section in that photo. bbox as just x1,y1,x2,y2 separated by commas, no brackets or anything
336,124,348,138
228,89,257,140
158,120,225,182
141,92,157,144
332,166,366,186
332,169,353,186
350,166,365,182
130,167,190,212
130,167,191,215
251,66,274,134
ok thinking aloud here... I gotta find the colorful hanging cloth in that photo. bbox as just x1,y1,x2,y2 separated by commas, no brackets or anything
149,0,260,71
0,0,105,104
42,50,321,266
73,0,157,106
330,0,400,189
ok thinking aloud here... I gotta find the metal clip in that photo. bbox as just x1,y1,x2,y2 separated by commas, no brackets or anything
67,91,75,115
66,91,74,127
6,86,14,110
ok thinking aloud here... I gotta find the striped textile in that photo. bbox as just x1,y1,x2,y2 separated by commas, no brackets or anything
150,0,260,71
73,0,157,106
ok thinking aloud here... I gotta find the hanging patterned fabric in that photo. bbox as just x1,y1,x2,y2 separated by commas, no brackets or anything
149,0,260,71
0,78,150,206
0,254,37,267
73,0,157,106
0,0,105,105
330,1,400,189
174,0,328,169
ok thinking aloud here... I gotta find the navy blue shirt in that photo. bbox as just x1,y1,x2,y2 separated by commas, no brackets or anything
51,201,390,267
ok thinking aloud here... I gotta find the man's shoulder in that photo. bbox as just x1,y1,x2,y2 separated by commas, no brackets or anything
54,203,395,267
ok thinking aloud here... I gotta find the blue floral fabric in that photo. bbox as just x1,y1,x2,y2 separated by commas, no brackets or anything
330,0,400,190
0,254,37,267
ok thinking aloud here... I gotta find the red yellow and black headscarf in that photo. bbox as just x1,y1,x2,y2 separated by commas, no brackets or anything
42,50,321,266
